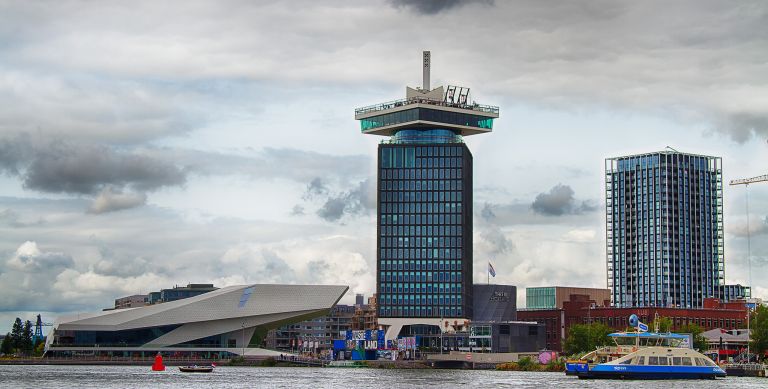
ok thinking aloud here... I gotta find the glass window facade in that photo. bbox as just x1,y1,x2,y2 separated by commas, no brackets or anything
361,108,494,132
526,287,556,309
605,152,723,308
377,142,473,319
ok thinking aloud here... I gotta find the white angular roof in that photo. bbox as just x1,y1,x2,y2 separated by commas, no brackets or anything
52,284,348,347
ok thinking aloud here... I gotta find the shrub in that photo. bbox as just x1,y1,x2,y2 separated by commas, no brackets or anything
516,356,538,371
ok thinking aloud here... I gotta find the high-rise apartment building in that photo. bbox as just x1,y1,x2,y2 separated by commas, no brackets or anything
355,52,498,338
605,150,724,308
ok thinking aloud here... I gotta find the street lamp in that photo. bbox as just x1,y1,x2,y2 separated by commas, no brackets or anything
241,322,246,357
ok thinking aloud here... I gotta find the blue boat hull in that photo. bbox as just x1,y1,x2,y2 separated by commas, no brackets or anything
577,365,726,380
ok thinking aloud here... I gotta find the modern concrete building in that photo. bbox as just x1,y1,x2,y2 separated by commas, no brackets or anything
265,304,355,352
355,51,498,340
148,283,218,304
114,294,148,310
605,150,724,308
46,284,348,358
473,284,517,322
525,286,611,310
719,284,751,302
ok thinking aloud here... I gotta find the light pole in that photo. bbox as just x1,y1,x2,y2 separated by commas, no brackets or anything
241,322,246,357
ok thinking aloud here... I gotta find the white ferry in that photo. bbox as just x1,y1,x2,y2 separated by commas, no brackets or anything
574,346,726,379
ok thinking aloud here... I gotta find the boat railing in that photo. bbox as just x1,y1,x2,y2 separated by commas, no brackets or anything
724,362,765,371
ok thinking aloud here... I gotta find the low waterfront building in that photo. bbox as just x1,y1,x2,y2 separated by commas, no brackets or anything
150,283,218,304
525,286,610,310
518,293,749,352
719,284,751,303
113,294,148,310
351,295,378,331
702,328,750,362
46,284,348,359
265,304,356,353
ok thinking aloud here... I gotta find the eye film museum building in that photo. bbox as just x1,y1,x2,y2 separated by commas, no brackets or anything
46,284,348,358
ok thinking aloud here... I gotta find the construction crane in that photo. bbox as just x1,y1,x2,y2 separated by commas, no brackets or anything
729,173,767,360
33,314,53,343
730,174,768,186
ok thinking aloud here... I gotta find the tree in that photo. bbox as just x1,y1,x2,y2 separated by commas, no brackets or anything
563,323,613,356
21,320,34,355
1,333,12,355
750,305,768,362
10,317,23,352
678,323,707,352
650,316,673,333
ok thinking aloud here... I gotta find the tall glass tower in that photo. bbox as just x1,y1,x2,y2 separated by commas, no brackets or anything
605,150,724,308
355,52,498,339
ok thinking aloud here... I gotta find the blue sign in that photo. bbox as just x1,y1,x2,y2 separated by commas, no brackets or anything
638,322,648,332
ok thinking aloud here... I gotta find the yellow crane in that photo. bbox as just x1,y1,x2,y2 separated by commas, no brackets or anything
729,173,767,361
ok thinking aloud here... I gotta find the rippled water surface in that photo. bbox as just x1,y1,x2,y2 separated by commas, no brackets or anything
0,365,766,388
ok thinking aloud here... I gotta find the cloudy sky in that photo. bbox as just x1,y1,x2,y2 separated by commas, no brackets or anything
1,0,767,333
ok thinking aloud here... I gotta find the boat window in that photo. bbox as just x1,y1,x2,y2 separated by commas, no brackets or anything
673,357,682,366
637,356,645,365
658,357,668,366
700,358,716,367
620,358,633,365
648,356,658,365
694,358,704,366
681,357,692,366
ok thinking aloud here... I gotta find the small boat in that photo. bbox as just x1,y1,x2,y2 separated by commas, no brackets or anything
178,365,215,373
574,346,726,380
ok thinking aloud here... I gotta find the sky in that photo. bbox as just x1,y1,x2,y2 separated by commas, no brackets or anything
0,0,767,333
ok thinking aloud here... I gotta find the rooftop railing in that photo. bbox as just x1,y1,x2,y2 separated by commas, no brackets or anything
355,97,499,116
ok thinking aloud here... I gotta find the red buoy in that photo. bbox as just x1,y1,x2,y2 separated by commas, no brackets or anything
152,352,165,371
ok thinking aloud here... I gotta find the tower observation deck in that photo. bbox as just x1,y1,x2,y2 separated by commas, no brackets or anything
354,51,499,143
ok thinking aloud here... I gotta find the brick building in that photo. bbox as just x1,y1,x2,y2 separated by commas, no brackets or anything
518,293,748,352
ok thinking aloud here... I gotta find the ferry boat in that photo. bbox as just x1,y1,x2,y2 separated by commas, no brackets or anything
565,331,690,375
574,346,726,379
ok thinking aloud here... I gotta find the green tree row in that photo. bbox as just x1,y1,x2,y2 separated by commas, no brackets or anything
1,318,42,357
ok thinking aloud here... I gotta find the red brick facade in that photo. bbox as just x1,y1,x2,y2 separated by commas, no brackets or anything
517,294,748,352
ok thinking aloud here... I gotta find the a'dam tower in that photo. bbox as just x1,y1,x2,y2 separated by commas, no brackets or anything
355,51,498,340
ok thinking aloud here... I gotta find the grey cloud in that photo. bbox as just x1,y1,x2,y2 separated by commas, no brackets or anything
302,177,329,200
0,2,765,143
317,198,347,223
531,184,596,216
390,0,493,14
0,136,186,196
87,187,148,214
290,205,305,216
316,178,376,223
5,241,74,272
0,209,44,228
531,184,575,216
157,147,371,185
24,142,185,194
717,113,768,144
0,70,196,145
480,226,514,257
480,202,496,221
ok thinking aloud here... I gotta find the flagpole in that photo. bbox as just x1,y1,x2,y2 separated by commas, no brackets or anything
487,261,489,285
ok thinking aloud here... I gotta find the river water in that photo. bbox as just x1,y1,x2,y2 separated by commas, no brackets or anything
0,365,766,388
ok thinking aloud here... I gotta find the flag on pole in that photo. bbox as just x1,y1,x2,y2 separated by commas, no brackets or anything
488,261,496,277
